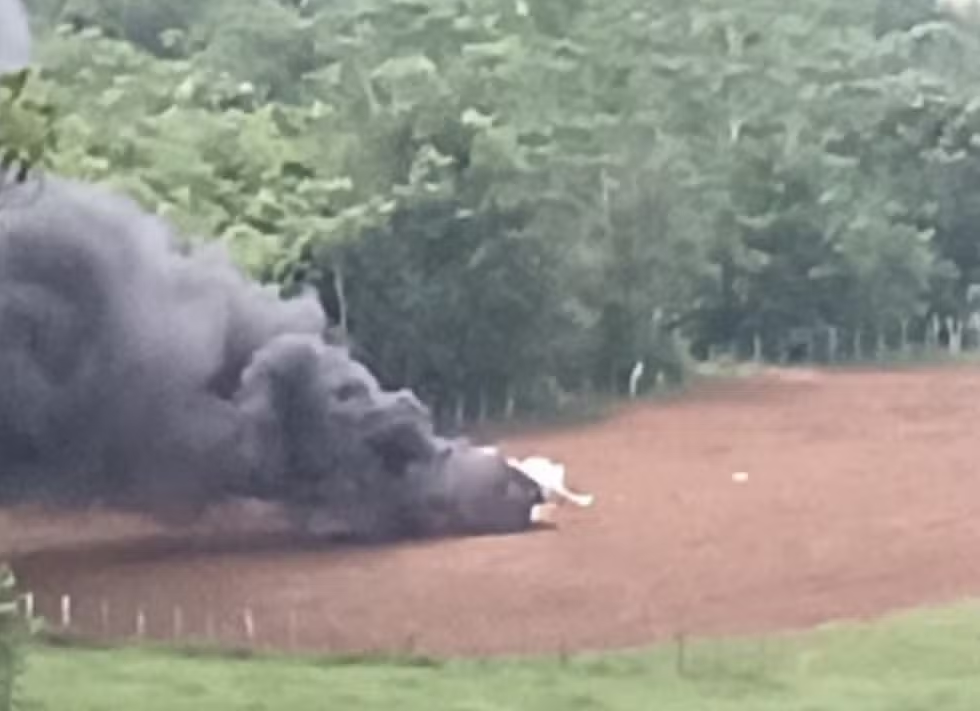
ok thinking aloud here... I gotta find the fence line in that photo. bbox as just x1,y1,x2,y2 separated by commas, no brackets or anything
19,589,364,654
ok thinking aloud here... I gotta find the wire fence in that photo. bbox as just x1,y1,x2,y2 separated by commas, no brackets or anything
18,589,348,654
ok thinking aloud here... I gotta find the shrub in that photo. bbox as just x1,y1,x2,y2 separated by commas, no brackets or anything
0,566,29,711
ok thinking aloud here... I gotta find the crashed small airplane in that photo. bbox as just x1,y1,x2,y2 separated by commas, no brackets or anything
476,446,595,527
508,454,595,525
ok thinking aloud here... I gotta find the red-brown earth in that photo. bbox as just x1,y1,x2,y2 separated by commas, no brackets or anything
4,366,980,657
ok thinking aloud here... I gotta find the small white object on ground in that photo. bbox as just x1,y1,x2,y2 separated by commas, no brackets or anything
508,455,595,508
732,471,749,483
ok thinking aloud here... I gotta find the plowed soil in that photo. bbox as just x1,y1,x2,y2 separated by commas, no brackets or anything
6,366,980,657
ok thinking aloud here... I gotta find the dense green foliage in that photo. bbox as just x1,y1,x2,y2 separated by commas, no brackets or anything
0,69,56,178
21,602,980,709
7,0,980,422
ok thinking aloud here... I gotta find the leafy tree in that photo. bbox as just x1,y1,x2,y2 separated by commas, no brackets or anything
875,0,938,37
0,70,56,180
15,0,980,422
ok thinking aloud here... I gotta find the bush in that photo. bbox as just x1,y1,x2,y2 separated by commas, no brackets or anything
0,566,28,711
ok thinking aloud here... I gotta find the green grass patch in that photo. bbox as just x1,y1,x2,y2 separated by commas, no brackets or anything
18,602,980,710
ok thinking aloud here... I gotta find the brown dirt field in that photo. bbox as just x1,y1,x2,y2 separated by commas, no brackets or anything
6,365,980,657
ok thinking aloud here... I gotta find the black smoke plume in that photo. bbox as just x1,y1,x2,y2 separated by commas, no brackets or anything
0,0,544,541
0,172,543,539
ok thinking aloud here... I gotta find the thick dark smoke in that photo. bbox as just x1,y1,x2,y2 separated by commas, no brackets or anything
0,0,31,73
0,173,543,539
0,0,544,541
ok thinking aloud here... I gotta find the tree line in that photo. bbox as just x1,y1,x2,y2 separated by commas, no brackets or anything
4,0,980,424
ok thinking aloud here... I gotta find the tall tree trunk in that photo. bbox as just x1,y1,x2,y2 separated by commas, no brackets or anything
332,261,348,334
454,393,465,430
582,376,595,401
353,60,381,117
478,386,488,423
628,360,644,398
947,317,963,355
928,314,941,351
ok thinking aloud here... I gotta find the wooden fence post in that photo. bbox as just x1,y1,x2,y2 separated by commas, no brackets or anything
288,609,298,650
100,599,110,635
242,608,256,644
135,607,146,639
60,595,71,628
173,606,184,639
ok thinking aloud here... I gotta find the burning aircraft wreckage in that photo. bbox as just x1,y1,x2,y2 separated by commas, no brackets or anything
0,173,594,542
0,2,593,542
